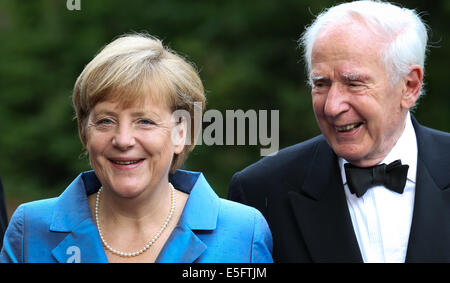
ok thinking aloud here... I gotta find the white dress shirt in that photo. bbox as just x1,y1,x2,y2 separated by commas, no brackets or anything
339,112,417,263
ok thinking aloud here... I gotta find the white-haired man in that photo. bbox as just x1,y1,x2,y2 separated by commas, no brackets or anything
229,0,450,262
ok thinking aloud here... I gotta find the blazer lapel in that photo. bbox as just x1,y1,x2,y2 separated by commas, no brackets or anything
51,218,108,263
50,172,107,263
405,119,450,262
155,224,207,263
156,172,219,263
287,139,362,262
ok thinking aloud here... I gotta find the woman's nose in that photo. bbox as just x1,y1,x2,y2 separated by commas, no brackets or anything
112,124,136,150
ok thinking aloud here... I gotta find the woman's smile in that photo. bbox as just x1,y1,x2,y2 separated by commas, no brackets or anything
108,158,146,171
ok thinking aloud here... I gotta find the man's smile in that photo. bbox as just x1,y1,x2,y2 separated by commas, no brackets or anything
335,122,364,133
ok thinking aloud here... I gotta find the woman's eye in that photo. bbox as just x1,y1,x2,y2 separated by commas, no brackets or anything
95,118,115,128
138,119,155,126
98,118,113,125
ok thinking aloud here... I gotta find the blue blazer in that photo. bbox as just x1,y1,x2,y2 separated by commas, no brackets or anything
1,170,273,263
0,177,8,250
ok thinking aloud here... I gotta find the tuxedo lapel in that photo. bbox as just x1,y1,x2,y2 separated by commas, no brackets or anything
287,139,362,262
405,119,450,262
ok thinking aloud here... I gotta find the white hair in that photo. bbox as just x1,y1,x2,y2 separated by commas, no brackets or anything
300,0,428,97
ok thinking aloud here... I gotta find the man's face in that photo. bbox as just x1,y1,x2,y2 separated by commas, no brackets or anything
310,22,408,167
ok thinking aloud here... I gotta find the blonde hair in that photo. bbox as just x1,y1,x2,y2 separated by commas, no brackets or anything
72,33,206,172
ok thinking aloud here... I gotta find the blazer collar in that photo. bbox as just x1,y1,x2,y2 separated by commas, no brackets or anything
156,170,220,262
49,170,219,263
286,137,363,262
170,170,219,230
49,171,100,232
50,171,107,262
49,170,220,230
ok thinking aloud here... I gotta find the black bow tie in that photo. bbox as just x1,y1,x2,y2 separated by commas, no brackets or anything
344,159,409,198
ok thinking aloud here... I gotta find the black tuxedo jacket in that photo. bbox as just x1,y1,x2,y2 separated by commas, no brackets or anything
228,117,450,262
0,177,8,249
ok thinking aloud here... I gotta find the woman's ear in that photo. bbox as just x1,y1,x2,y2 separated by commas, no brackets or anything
171,115,187,154
401,65,423,109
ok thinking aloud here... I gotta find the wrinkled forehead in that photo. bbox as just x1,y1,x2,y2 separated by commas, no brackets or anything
316,13,391,44
311,21,388,75
315,20,386,53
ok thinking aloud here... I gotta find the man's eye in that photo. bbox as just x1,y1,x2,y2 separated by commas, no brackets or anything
348,82,366,90
312,78,330,88
313,81,329,89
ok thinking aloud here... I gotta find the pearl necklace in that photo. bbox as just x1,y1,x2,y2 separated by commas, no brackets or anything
95,183,176,257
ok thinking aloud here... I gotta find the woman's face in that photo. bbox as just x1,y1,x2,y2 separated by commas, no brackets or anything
85,97,185,198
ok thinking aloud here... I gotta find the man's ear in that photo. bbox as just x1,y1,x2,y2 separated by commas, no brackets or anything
401,65,423,109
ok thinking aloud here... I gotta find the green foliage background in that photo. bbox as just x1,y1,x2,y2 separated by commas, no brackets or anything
0,0,449,216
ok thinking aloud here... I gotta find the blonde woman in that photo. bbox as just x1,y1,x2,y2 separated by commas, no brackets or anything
1,34,273,263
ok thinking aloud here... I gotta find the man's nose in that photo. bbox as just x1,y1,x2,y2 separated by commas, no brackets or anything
323,83,350,118
112,124,136,150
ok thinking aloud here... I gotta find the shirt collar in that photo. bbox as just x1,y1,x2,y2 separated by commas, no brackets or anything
339,112,418,185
